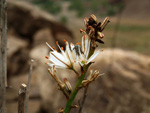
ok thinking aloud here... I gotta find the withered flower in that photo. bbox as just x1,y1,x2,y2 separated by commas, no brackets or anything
83,14,110,45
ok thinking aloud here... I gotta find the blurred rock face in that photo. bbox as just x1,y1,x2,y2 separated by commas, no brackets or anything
7,0,74,77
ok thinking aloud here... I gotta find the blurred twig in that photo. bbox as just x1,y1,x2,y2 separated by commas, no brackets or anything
18,84,27,113
78,85,89,113
24,59,34,113
0,0,7,112
106,10,122,75
0,0,7,86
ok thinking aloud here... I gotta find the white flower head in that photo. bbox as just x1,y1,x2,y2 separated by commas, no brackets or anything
71,35,100,66
46,40,75,69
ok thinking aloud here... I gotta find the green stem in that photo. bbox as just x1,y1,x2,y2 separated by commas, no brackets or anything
64,45,95,113
64,66,88,113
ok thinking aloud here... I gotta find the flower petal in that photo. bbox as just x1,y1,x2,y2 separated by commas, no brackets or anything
56,41,70,64
49,52,68,68
87,50,100,64
85,39,90,59
65,41,74,63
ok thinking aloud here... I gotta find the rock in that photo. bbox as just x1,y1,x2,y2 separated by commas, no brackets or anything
33,29,56,47
7,34,28,57
7,0,74,44
6,0,74,76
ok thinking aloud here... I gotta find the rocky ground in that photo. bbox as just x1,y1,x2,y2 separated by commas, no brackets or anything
5,0,150,113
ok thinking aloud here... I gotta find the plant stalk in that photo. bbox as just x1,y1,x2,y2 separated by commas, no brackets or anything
64,66,88,113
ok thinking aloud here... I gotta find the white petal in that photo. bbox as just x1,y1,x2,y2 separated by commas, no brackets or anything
66,41,74,63
79,49,85,60
82,36,85,52
50,51,66,62
85,39,90,59
49,52,68,68
70,43,75,51
57,42,70,63
87,50,100,64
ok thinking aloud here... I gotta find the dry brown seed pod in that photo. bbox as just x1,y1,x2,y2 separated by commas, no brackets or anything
90,14,97,22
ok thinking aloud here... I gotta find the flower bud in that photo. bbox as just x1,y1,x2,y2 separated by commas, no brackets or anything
64,78,72,93
80,29,85,33
100,17,110,31
84,17,89,26
90,14,97,22
97,32,104,39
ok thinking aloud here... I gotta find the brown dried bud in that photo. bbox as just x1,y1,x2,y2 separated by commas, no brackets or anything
97,32,104,39
100,17,110,31
84,17,89,26
80,29,85,33
64,78,72,93
48,68,65,89
71,105,79,108
58,108,64,113
90,14,97,22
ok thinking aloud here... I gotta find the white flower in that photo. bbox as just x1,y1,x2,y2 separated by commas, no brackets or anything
71,35,100,66
46,40,75,69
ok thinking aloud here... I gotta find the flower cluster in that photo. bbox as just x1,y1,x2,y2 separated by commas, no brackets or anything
81,14,110,47
45,14,109,113
46,36,100,69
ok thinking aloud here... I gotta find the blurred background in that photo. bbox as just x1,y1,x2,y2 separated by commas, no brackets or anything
5,0,150,113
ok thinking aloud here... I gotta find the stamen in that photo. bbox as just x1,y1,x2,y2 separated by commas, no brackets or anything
45,63,47,65
64,39,67,43
56,41,59,46
61,47,63,50
45,56,49,59
76,43,81,45
52,47,56,50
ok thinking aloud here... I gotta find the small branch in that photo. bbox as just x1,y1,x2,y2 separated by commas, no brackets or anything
1,0,7,87
18,84,27,113
78,85,89,113
0,0,7,112
24,59,34,113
